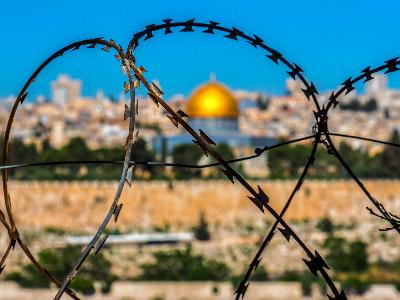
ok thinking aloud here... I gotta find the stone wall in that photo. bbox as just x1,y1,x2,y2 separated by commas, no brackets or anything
0,180,399,231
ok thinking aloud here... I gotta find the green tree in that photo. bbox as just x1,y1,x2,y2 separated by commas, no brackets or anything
1,137,38,177
313,146,340,177
171,143,202,178
300,272,314,296
2,135,160,180
316,217,334,233
130,138,156,170
323,235,348,271
267,139,382,179
69,277,96,295
323,235,368,272
341,275,371,295
348,241,368,271
6,246,116,294
215,143,234,161
61,137,91,160
377,129,400,178
129,138,160,177
193,212,211,241
268,143,310,178
337,142,378,178
251,265,269,281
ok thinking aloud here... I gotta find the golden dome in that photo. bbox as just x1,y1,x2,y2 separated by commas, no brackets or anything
186,82,239,118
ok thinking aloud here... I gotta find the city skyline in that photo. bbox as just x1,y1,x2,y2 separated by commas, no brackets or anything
2,1,400,99
1,4,400,300
1,70,400,103
1,68,397,155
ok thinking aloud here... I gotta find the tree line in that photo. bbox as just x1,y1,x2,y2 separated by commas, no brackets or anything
1,129,399,180
268,130,400,179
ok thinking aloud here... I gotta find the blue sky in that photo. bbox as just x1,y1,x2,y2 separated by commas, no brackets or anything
1,0,400,99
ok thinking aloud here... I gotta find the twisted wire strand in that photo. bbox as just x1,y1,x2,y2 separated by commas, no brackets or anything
0,38,133,300
321,59,400,233
127,19,345,299
127,60,344,299
324,132,400,234
235,135,320,298
127,19,339,296
325,60,397,112
329,132,400,148
236,128,400,297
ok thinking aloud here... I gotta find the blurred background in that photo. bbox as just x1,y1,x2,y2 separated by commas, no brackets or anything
1,1,400,299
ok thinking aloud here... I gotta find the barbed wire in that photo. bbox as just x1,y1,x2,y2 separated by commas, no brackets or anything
0,38,136,300
0,18,398,300
323,59,400,235
126,18,398,299
126,19,321,112
126,24,343,299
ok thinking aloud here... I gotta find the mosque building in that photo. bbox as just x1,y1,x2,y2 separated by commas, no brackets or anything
153,77,275,177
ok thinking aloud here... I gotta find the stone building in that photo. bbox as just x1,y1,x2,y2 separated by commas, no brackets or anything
153,78,275,177
51,74,81,106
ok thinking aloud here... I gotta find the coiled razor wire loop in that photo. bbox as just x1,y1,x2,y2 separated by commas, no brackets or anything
0,18,398,300
127,19,400,299
127,19,344,299
126,19,321,112
322,59,400,233
53,52,137,298
0,38,136,300
126,69,344,300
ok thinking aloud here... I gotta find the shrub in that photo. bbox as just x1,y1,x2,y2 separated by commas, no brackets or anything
323,236,368,272
300,275,313,296
138,246,230,281
193,212,211,241
251,265,269,281
316,217,334,233
277,270,302,281
6,265,49,288
6,246,116,292
70,277,95,295
341,275,371,295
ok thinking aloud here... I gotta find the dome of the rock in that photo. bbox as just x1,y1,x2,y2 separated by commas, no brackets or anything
186,82,239,118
